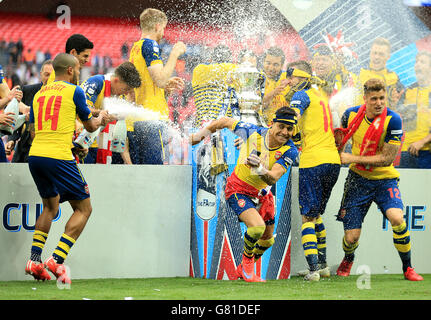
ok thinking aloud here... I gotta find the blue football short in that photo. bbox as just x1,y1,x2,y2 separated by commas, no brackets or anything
130,120,169,164
227,193,275,225
336,170,404,230
399,150,431,169
28,156,90,203
299,163,341,218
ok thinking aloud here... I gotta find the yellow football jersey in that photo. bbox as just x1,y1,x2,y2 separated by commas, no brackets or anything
401,84,431,151
356,68,399,105
260,71,290,125
80,74,111,147
192,63,237,127
29,81,93,160
290,86,340,168
358,68,399,88
341,106,403,180
231,120,298,191
129,38,167,131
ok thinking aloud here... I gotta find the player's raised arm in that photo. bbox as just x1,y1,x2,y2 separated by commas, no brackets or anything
148,42,186,89
189,117,236,145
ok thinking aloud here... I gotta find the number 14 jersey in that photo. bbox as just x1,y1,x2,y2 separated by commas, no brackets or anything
29,81,93,160
290,86,340,168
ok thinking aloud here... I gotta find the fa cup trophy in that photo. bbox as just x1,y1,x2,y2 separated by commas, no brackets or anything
231,63,266,126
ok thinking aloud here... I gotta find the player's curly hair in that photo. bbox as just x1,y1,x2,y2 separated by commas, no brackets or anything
115,62,141,88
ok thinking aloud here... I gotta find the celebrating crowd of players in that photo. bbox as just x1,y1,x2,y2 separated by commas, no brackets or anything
0,7,427,283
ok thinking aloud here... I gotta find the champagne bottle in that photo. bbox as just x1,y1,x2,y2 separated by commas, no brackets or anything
14,114,26,132
110,119,127,153
0,98,19,135
74,126,104,149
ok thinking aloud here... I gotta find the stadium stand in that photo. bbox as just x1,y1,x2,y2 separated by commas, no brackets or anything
0,12,307,67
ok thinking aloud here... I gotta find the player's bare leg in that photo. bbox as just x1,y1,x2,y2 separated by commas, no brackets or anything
44,198,93,284
34,195,60,234
65,198,93,240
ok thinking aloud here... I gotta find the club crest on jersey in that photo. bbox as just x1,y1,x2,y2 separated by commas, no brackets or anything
153,44,159,53
275,151,282,160
238,199,246,208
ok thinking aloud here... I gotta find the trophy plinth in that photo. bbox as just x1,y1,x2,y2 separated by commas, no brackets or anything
232,63,266,126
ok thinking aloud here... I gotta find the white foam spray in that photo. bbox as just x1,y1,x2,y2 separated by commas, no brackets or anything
102,97,162,121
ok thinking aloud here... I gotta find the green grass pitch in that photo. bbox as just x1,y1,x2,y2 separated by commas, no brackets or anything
1,275,430,300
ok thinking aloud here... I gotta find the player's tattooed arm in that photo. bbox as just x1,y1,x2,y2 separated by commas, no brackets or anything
340,142,399,167
29,123,35,141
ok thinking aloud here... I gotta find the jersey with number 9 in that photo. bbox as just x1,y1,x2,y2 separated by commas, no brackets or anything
29,81,93,160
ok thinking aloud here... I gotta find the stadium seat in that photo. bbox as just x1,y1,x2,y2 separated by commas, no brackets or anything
0,12,306,66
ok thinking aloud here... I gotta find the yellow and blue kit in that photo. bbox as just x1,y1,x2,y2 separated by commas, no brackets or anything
337,106,404,230
290,86,341,168
225,120,298,223
260,71,290,125
129,38,167,122
81,74,111,111
28,80,93,202
129,38,169,164
357,67,399,105
80,74,112,163
341,105,403,180
398,83,431,168
290,86,341,217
